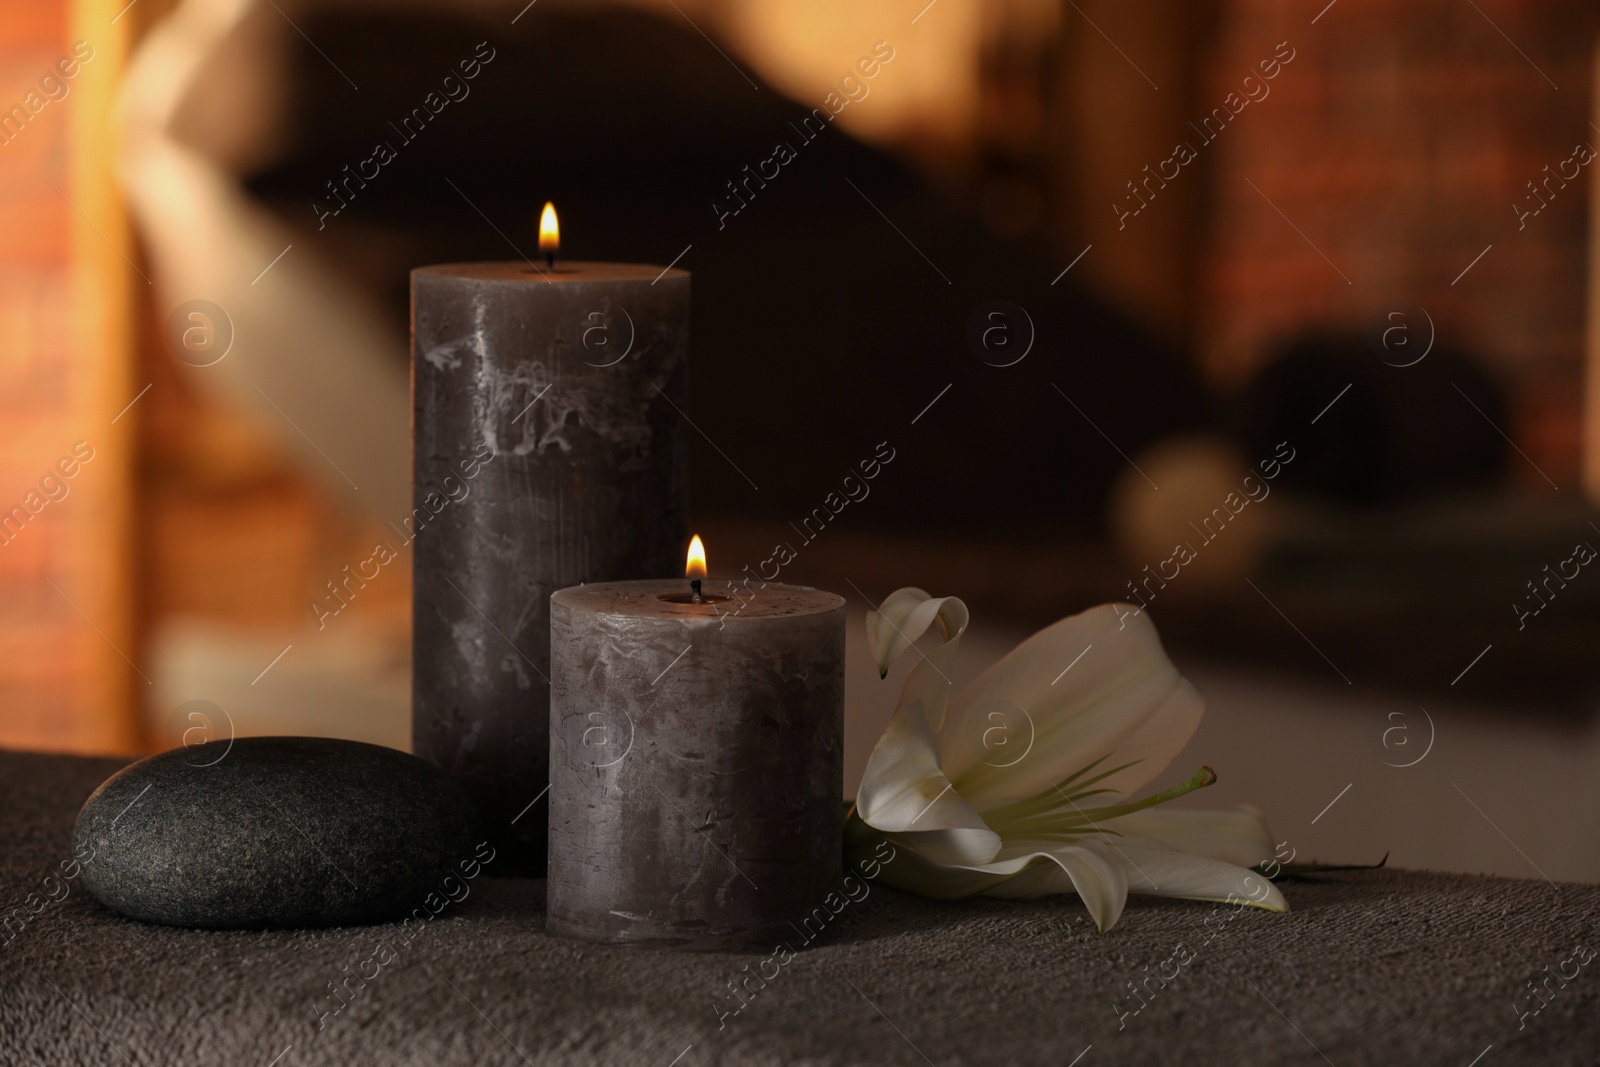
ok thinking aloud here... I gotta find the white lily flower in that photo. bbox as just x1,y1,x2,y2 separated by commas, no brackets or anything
845,588,1288,932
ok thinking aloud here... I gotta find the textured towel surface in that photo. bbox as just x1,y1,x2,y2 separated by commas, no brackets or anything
2,747,1597,1066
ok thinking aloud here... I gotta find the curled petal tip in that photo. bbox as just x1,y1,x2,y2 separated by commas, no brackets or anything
865,588,969,677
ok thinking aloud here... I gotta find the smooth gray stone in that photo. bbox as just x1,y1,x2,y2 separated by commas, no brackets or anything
72,737,485,930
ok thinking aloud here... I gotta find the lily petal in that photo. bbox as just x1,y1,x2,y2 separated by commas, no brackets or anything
1109,844,1288,913
854,662,1001,859
865,588,968,678
864,835,1131,931
857,589,998,855
983,841,1130,932
892,826,1011,867
937,604,1203,811
1108,806,1276,868
850,835,1019,899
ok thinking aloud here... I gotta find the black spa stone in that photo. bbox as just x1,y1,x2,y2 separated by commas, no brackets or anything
72,736,485,930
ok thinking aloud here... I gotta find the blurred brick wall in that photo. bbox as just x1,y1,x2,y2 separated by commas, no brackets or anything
0,0,138,753
1201,0,1596,485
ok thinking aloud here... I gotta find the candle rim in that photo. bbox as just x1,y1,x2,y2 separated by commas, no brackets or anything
552,578,843,619
412,261,689,284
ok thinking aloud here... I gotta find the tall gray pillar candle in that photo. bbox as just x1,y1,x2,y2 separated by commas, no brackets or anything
548,578,845,949
411,261,688,876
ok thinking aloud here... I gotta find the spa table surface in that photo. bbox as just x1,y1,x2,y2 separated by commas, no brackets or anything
3,749,1597,1067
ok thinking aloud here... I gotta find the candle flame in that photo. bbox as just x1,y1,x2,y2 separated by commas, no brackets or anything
539,202,559,256
685,534,707,580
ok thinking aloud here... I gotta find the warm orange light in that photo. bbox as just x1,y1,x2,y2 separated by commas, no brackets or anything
685,534,707,580
539,202,559,256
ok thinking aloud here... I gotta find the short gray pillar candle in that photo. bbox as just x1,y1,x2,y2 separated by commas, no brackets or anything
411,258,688,875
548,577,845,949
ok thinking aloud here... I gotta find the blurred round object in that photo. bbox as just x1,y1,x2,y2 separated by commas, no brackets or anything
1238,333,1507,505
1108,435,1275,591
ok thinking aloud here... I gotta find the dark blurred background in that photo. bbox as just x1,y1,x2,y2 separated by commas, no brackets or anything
6,0,1600,878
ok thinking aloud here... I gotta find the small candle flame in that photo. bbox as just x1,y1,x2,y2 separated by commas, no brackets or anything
685,534,707,580
539,202,560,257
